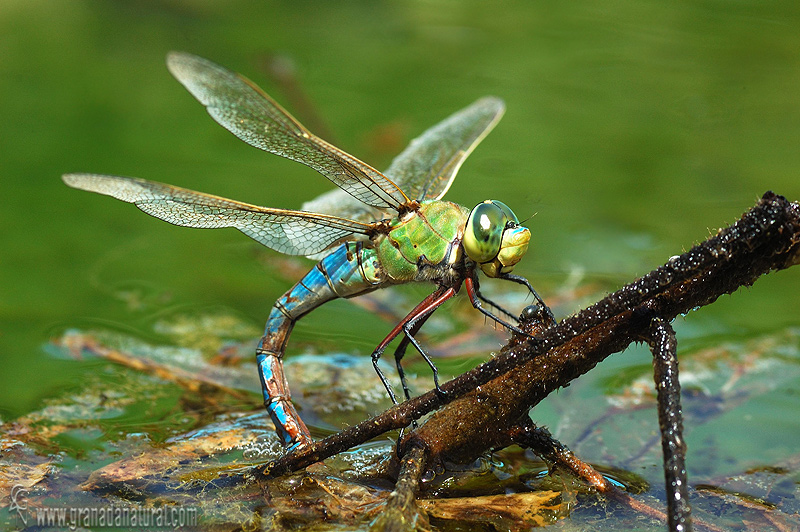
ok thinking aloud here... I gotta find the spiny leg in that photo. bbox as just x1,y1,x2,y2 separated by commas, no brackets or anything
470,275,520,322
393,336,414,402
465,275,550,335
391,314,438,450
371,286,457,405
498,272,556,325
393,311,434,403
402,323,444,396
397,287,462,397
646,317,692,532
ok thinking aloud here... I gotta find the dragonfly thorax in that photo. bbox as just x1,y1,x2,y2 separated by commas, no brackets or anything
463,200,530,277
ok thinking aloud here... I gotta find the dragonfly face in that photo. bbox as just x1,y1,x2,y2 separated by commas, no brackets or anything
463,200,531,277
63,52,549,451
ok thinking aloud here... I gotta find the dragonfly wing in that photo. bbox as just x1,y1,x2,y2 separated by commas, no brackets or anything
299,188,387,260
301,187,386,225
63,174,375,256
166,52,410,211
301,98,505,218
384,97,505,201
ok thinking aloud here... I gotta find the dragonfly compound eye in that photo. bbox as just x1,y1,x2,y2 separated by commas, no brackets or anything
464,200,530,277
489,199,519,226
464,200,509,264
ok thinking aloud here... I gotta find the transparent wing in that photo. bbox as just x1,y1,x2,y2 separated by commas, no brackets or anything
166,52,410,211
300,97,506,222
299,188,385,260
301,187,386,226
63,174,376,256
384,96,505,201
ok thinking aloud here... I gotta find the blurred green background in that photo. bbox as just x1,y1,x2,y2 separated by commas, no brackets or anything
1,0,799,460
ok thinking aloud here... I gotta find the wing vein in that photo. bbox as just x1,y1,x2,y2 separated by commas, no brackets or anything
167,52,410,211
63,173,375,256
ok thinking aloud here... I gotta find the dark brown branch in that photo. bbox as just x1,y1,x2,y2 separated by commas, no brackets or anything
647,317,691,531
368,445,429,532
257,191,800,478
509,421,610,492
506,421,729,531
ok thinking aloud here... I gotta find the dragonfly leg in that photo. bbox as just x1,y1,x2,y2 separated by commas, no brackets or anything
371,286,456,403
465,276,530,335
393,309,434,403
393,336,414,403
470,275,520,322
392,312,435,451
498,273,556,325
401,324,445,397
372,357,400,405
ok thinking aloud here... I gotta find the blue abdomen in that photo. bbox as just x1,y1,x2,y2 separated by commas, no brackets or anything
258,241,384,356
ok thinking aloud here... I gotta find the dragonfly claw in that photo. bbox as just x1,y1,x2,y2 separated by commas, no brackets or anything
434,383,448,399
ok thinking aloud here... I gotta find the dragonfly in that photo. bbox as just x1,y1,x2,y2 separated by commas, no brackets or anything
63,52,552,451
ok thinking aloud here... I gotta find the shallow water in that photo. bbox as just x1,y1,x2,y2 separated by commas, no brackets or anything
1,2,799,530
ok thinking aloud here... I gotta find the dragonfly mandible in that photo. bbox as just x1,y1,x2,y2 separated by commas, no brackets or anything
63,52,552,451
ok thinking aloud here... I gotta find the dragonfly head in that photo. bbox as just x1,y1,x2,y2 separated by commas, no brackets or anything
463,200,530,278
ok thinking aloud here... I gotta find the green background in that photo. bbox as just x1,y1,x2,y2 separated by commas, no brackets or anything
1,0,799,491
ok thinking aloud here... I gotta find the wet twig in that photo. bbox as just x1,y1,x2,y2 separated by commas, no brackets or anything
646,317,690,530
368,445,429,532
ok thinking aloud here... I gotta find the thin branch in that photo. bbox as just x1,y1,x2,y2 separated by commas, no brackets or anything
368,445,429,532
647,317,691,531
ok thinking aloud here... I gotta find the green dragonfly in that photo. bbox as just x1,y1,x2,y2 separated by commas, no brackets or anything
63,52,551,451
